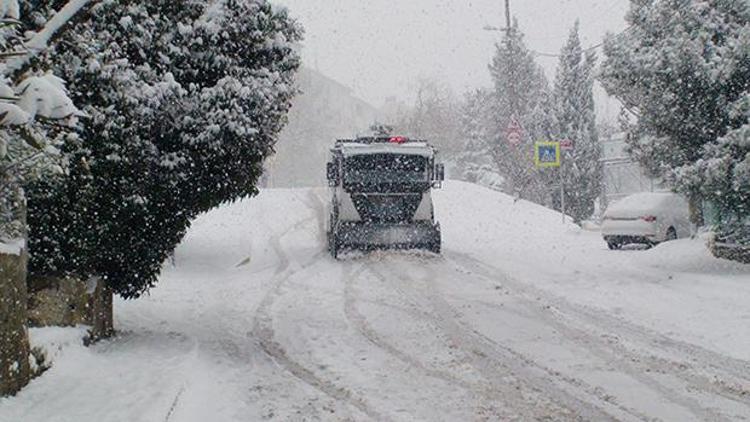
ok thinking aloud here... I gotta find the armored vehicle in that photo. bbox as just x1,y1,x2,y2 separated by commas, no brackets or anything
326,136,445,258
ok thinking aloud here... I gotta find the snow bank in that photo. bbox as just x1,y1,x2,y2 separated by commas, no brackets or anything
437,180,750,361
637,236,750,275
29,326,89,366
435,180,581,263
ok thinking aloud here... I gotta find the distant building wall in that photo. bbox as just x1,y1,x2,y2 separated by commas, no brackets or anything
600,132,662,208
266,68,379,188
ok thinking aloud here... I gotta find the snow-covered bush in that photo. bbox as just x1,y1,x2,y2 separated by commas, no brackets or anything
26,0,302,299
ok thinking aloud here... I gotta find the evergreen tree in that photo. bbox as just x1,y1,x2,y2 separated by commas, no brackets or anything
552,22,601,223
487,21,552,203
678,94,750,223
24,0,302,330
456,88,504,190
600,0,750,224
394,79,463,161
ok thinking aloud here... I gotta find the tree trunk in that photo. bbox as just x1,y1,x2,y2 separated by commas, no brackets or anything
86,278,114,344
0,249,30,396
688,192,705,233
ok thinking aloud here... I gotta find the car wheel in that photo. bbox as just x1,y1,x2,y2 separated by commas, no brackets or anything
607,241,622,250
665,227,678,242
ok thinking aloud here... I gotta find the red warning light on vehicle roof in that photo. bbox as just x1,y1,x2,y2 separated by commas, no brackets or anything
389,136,408,144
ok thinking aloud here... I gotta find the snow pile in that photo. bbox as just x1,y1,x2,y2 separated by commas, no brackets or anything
29,326,89,367
637,236,750,275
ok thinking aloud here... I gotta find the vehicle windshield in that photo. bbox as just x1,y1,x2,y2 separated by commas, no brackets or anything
343,154,428,183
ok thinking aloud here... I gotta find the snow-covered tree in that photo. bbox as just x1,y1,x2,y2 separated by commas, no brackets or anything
677,94,750,223
462,21,552,203
600,0,750,224
393,79,464,162
25,0,301,339
455,88,504,189
551,22,601,223
0,0,85,397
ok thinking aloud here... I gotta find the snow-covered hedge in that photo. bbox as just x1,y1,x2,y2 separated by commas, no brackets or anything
26,0,302,299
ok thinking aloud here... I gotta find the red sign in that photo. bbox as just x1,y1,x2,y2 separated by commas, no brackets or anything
560,139,575,151
505,118,523,146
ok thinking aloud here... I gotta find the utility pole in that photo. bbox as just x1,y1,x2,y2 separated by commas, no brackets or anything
561,155,566,225
504,0,517,117
504,0,511,31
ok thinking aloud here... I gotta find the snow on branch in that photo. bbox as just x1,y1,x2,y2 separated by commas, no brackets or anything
16,72,80,121
4,0,95,77
0,0,19,20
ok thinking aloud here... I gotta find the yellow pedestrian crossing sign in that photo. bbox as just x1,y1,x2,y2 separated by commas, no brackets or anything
535,142,561,168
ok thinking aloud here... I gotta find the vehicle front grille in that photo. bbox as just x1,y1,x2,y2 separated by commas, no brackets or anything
351,193,422,223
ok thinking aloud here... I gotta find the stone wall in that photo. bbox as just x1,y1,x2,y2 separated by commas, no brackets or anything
28,276,91,328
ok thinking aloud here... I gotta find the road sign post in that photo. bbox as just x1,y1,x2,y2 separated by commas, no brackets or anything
561,162,565,225
534,141,566,224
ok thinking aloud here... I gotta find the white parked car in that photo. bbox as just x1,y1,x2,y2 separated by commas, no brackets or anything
602,192,691,250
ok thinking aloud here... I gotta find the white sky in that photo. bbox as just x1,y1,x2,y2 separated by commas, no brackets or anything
276,0,630,121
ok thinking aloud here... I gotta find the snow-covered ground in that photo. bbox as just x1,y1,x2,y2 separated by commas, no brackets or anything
2,181,749,421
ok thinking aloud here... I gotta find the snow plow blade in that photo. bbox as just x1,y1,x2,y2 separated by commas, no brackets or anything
329,222,441,257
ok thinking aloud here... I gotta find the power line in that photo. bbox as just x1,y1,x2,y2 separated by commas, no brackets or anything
529,25,634,59
528,0,692,59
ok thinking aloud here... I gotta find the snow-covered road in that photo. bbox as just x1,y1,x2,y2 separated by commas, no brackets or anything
2,182,750,421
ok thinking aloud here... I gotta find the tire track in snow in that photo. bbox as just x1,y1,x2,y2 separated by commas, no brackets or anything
342,263,477,390
446,258,748,421
363,258,598,421
250,199,386,421
448,251,750,416
342,261,539,420
373,257,629,421
421,254,732,421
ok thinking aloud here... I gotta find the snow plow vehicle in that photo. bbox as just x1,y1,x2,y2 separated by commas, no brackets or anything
326,135,445,258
